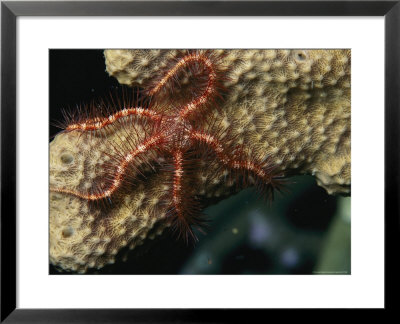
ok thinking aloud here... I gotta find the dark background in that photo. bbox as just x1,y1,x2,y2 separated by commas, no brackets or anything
50,50,120,138
49,50,350,275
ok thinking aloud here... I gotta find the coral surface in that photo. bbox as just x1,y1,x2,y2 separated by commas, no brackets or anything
50,49,351,273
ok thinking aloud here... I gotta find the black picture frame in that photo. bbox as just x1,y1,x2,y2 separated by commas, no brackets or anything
1,0,398,322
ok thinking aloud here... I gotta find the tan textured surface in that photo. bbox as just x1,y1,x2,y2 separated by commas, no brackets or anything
50,49,351,272
105,49,351,194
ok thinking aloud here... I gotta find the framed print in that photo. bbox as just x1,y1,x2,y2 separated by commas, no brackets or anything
1,0,398,322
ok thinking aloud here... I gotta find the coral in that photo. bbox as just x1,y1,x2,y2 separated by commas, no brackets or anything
105,49,351,194
50,49,351,273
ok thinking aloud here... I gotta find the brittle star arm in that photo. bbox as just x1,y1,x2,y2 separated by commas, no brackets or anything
170,148,202,242
189,130,275,185
66,107,161,132
172,149,184,218
50,134,165,200
147,52,218,119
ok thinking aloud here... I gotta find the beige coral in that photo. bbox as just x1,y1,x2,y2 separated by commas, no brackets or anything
105,49,350,194
50,49,350,272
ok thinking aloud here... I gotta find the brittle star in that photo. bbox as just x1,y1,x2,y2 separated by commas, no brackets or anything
50,50,284,242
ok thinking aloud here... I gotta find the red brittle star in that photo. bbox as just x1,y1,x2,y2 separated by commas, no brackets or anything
50,50,284,242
